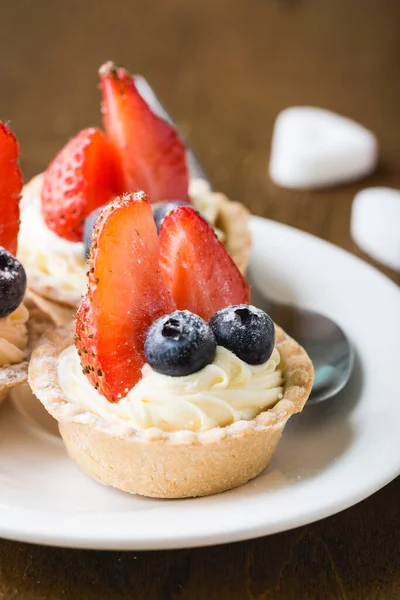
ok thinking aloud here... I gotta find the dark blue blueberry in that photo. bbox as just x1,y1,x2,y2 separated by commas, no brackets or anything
152,201,192,234
144,310,216,376
0,247,27,318
209,305,275,365
83,206,105,259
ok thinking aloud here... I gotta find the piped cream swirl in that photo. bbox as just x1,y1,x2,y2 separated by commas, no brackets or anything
58,345,283,433
0,303,29,366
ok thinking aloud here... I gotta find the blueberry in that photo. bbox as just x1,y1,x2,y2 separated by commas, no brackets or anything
209,305,275,365
144,310,216,376
152,201,192,234
0,248,27,318
83,206,105,259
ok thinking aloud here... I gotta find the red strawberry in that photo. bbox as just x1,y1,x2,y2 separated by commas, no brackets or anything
0,122,23,255
75,192,176,402
41,127,123,242
159,207,250,321
99,61,189,203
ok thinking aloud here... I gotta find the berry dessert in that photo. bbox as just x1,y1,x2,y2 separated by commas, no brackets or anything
18,62,251,315
29,193,313,498
0,123,52,404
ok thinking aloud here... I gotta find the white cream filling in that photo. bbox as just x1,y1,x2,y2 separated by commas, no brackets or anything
18,176,222,300
18,177,87,295
0,303,29,366
58,345,283,433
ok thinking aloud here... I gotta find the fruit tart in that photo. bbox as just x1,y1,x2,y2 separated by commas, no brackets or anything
29,192,313,498
19,62,251,314
0,123,52,404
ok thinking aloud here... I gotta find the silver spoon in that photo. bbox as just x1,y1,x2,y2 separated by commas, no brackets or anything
134,76,355,404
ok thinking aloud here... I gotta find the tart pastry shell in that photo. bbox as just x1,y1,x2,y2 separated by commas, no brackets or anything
29,324,314,498
26,289,76,328
0,300,54,404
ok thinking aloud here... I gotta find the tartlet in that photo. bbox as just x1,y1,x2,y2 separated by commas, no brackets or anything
29,322,312,498
0,122,54,404
29,192,313,498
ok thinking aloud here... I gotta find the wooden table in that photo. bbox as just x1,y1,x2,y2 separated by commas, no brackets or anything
0,1,399,598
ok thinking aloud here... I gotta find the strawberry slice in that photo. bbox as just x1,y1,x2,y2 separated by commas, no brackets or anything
75,192,176,402
0,122,23,255
41,127,123,242
99,61,189,203
159,207,250,321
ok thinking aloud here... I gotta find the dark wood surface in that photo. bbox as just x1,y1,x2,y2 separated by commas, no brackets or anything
0,1,399,598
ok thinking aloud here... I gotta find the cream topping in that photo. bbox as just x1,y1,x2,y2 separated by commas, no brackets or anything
0,303,29,366
58,345,283,433
18,176,222,300
18,180,87,295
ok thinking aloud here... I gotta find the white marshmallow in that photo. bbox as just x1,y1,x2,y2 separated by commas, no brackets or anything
351,188,400,271
269,107,378,189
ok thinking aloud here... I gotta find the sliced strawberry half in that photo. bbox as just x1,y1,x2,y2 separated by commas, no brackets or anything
75,192,176,402
99,61,189,203
159,207,250,321
0,122,23,255
41,127,123,242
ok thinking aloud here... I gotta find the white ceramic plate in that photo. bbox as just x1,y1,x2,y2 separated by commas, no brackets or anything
1,216,399,550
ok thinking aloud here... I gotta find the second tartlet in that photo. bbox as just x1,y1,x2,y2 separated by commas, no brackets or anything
18,62,251,312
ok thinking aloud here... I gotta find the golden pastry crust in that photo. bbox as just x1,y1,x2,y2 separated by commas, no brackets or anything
26,289,76,328
214,193,252,275
0,301,54,404
25,270,82,309
20,175,252,311
28,324,313,498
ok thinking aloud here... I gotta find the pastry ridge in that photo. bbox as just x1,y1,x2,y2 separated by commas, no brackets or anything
0,301,54,403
